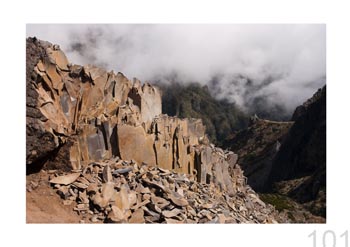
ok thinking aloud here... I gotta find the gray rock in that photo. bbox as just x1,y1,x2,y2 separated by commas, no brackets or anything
129,208,145,223
108,206,125,223
167,191,188,207
102,165,113,183
142,206,160,222
50,173,80,185
56,186,70,200
162,208,183,218
112,166,133,175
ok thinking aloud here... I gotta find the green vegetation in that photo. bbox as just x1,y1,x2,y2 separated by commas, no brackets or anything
271,127,279,133
158,82,249,145
243,152,257,163
259,193,293,211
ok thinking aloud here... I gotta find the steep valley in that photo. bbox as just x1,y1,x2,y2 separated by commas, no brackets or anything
225,87,326,223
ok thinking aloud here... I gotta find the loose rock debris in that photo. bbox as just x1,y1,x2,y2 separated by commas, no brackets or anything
49,159,280,224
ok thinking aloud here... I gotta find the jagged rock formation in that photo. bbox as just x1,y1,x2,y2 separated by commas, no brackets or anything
26,38,60,171
26,37,279,223
26,37,230,192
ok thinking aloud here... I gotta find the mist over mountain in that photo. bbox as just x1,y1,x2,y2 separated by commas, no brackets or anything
156,82,249,145
26,24,326,117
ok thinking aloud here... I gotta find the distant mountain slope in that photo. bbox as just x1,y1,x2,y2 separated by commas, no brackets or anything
223,117,293,191
269,86,326,183
157,82,249,146
225,86,326,221
268,86,326,217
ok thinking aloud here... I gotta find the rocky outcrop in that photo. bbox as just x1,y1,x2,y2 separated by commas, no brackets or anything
26,38,162,172
25,38,247,207
26,37,61,171
26,37,282,223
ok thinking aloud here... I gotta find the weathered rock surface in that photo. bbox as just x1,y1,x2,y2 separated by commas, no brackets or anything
26,38,235,194
49,173,80,185
26,37,61,172
26,38,161,171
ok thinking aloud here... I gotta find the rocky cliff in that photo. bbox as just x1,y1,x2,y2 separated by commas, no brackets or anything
268,86,326,217
225,86,326,222
26,37,280,223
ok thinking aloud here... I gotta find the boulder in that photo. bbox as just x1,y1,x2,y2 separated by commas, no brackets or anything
116,124,156,166
49,173,80,185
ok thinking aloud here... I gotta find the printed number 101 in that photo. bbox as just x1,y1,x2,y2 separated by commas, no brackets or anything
309,230,348,247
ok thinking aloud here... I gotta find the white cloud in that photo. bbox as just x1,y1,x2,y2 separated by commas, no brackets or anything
27,24,326,115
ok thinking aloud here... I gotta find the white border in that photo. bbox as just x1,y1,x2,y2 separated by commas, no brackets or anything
1,1,349,247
